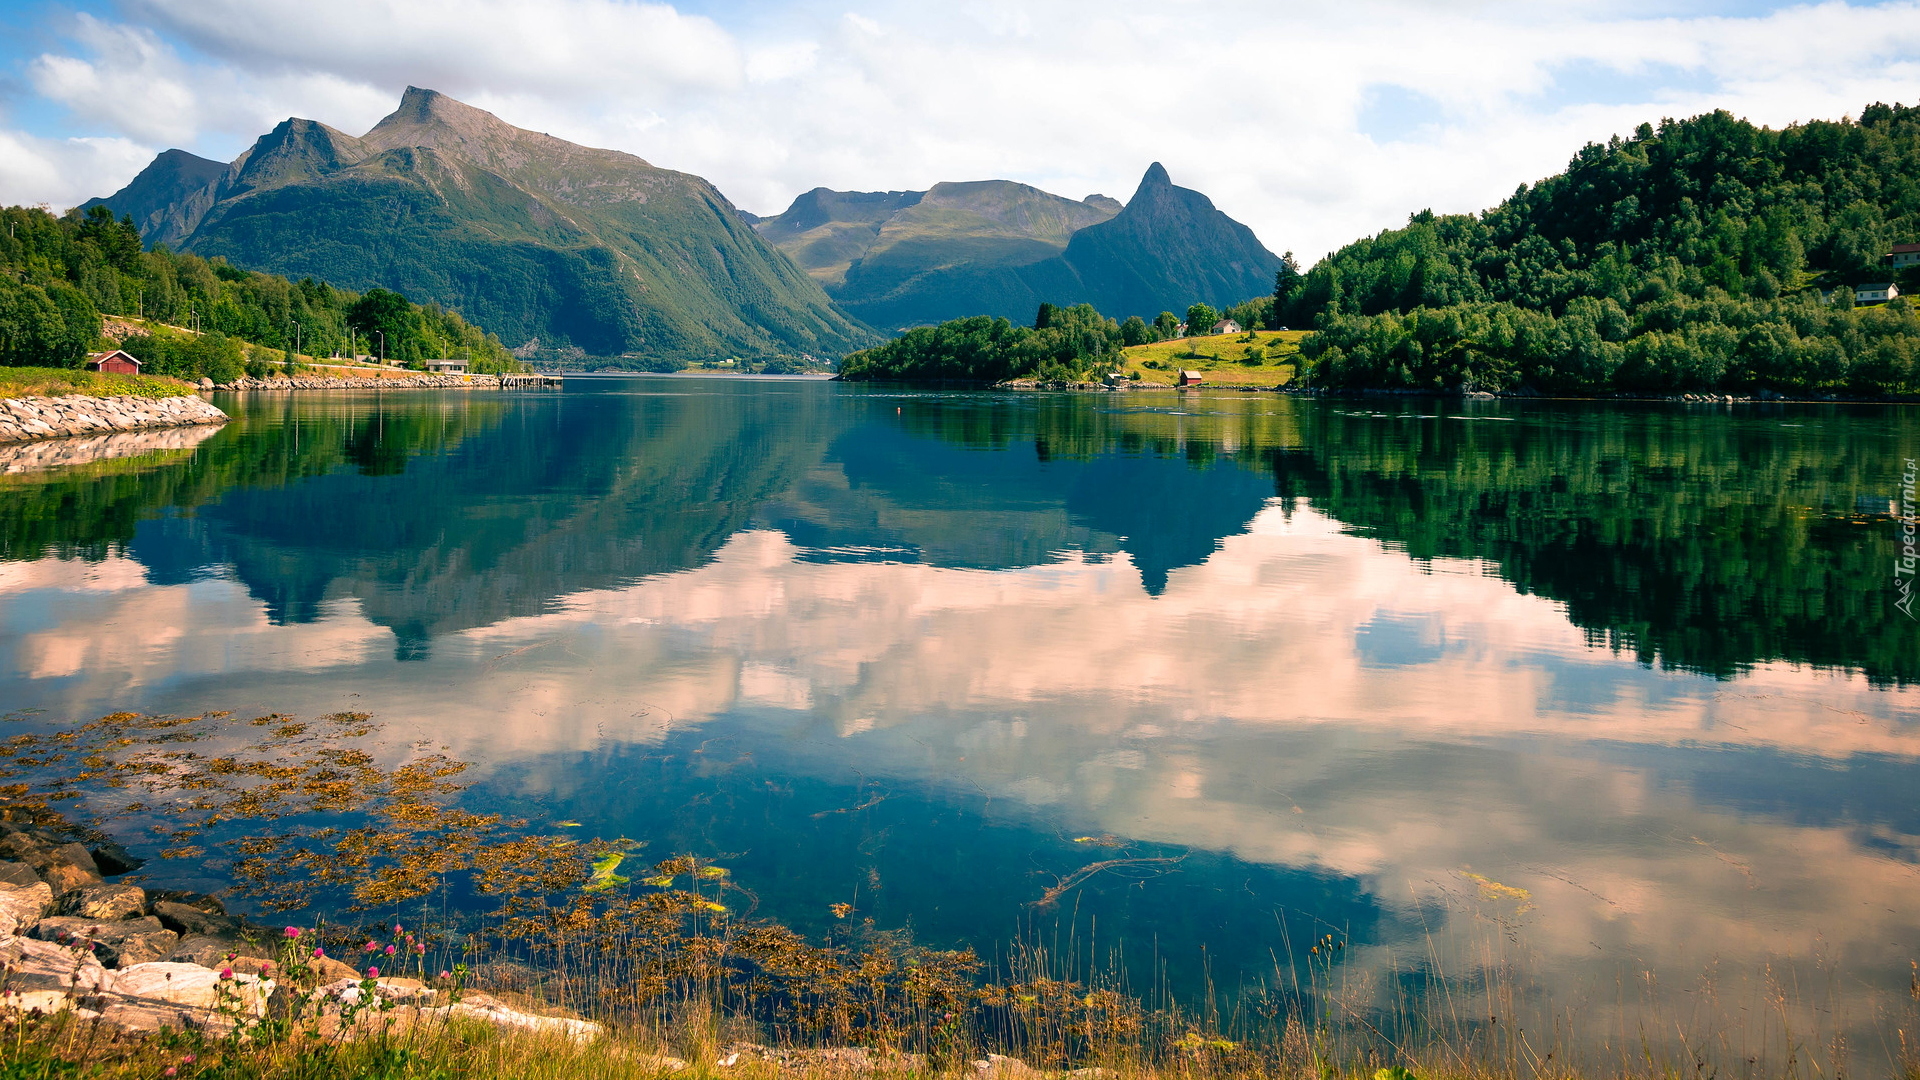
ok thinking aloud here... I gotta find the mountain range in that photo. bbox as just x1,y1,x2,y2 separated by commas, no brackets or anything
87,88,870,362
88,89,1284,359
754,164,1282,330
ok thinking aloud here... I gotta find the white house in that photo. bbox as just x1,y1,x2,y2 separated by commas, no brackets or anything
1854,282,1901,304
1211,319,1242,335
424,359,469,374
1886,243,1920,269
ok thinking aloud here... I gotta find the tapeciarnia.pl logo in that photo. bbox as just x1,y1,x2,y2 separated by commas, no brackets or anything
1898,457,1919,620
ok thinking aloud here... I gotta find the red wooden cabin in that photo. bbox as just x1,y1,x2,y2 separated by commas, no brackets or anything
85,350,143,374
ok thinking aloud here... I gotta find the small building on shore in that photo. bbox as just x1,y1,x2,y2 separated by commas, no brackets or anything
423,359,469,374
84,350,142,374
1178,370,1204,386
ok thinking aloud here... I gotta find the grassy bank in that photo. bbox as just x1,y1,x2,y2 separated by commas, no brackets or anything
0,365,198,400
1119,331,1305,386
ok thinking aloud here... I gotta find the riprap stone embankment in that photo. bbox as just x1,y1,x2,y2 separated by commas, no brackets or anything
0,394,228,447
210,373,560,391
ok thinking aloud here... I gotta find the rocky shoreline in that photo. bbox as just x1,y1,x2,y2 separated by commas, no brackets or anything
207,373,561,392
0,394,229,447
0,818,602,1042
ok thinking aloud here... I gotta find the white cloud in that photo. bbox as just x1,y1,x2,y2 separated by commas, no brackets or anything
0,127,154,211
5,0,1920,259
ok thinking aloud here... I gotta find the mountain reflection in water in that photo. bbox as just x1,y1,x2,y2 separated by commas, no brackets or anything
0,379,1915,1070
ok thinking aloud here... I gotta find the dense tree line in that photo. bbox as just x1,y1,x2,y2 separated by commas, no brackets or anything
0,205,518,379
838,303,1125,382
1275,103,1920,394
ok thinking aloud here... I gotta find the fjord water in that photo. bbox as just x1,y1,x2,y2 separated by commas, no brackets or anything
3,379,1918,1065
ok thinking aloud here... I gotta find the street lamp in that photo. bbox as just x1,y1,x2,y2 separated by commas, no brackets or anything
376,330,386,365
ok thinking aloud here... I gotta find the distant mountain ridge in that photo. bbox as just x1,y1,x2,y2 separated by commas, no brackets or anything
87,88,874,363
755,163,1282,329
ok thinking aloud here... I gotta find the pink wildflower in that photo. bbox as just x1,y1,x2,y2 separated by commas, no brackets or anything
218,968,233,980
284,926,301,938
363,941,377,952
392,923,403,934
384,944,396,956
366,966,379,978
439,970,450,980
413,943,426,955
164,1069,175,1077
182,1055,196,1064
313,947,325,959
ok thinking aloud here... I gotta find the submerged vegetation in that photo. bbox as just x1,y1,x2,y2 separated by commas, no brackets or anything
0,709,1911,1080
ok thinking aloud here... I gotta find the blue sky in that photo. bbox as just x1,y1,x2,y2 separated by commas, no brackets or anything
3,0,1918,258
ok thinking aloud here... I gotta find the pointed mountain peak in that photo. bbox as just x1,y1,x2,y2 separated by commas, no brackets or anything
383,86,497,129
226,117,366,195
1138,162,1172,191
362,86,522,153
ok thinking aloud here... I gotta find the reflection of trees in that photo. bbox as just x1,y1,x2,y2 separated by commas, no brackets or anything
1264,403,1920,685
7,384,1910,683
886,393,1920,685
0,395,494,562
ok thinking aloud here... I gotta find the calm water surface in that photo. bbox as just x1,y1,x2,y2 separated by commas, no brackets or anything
2,377,1917,1065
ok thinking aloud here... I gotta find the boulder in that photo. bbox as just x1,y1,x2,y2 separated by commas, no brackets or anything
146,891,226,915
1,836,107,894
62,883,147,921
32,915,178,967
109,961,274,1015
94,997,208,1033
430,996,604,1044
0,881,53,936
168,934,266,970
87,842,144,876
151,901,238,938
0,934,112,992
0,862,40,889
973,1055,1046,1080
0,988,77,1015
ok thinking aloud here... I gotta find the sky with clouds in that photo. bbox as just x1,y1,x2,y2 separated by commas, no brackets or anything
2,0,1919,259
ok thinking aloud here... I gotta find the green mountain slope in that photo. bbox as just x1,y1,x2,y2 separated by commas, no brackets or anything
1283,103,1920,395
89,88,876,363
1065,163,1282,322
755,165,1278,329
79,148,224,249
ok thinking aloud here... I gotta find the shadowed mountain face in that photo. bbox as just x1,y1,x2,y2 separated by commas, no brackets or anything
1064,164,1283,321
86,89,875,363
80,148,226,246
755,164,1279,329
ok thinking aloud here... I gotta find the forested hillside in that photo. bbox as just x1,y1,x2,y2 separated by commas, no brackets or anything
0,204,514,381
838,303,1124,382
1281,103,1920,394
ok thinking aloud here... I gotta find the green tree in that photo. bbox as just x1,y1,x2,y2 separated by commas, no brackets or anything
1185,303,1217,337
1120,315,1151,347
1271,252,1302,326
347,288,415,361
1153,311,1181,340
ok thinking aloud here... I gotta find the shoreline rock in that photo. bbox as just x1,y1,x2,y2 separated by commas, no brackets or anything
209,373,561,392
0,394,228,447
